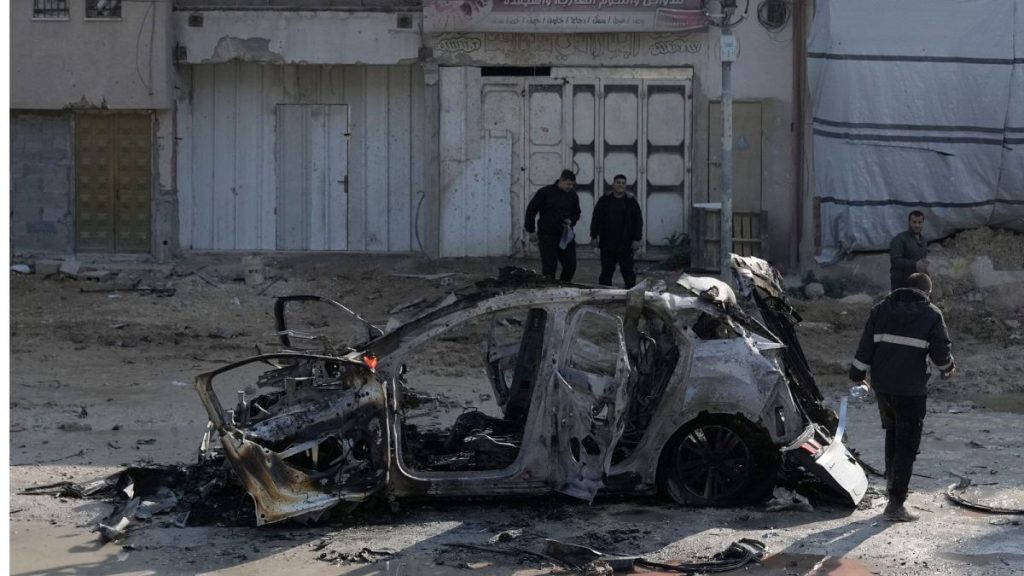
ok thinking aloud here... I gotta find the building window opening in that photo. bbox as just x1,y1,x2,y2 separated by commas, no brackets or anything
33,0,69,19
86,0,121,19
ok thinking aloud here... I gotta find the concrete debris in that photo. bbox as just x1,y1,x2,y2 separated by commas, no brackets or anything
488,529,523,544
11,264,31,274
34,260,63,276
839,293,874,305
79,270,113,281
804,282,825,299
543,537,767,573
193,269,223,288
242,255,265,286
59,260,82,277
315,547,397,565
765,487,815,512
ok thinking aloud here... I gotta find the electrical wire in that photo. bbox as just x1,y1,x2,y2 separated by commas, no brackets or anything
702,0,751,28
134,0,154,94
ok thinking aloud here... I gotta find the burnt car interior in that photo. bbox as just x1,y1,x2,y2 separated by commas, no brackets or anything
393,299,687,473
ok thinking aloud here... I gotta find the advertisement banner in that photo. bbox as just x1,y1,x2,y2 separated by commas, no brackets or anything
424,0,708,33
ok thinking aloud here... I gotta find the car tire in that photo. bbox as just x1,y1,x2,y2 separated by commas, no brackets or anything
658,415,779,507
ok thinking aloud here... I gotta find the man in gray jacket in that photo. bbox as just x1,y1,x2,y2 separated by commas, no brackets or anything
849,273,955,522
889,210,929,291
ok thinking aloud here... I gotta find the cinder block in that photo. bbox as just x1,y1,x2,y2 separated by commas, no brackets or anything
59,260,81,277
34,259,63,276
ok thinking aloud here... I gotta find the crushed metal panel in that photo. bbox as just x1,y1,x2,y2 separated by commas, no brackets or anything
554,307,633,502
195,353,387,525
783,423,867,506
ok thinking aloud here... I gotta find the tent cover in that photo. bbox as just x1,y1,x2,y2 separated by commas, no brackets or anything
810,0,1024,262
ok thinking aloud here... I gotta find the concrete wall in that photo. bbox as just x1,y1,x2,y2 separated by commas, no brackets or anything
10,0,173,109
427,16,798,267
174,11,421,65
10,113,75,253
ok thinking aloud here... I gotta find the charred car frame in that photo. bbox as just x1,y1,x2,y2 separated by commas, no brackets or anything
195,256,866,525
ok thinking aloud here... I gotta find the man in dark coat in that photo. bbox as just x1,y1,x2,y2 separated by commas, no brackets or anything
890,210,929,291
590,174,643,288
525,169,581,281
849,273,955,522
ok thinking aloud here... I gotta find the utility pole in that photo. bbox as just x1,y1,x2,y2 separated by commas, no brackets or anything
719,0,738,280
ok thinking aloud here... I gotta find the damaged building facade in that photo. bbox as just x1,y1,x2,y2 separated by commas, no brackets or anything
11,0,814,269
10,0,176,258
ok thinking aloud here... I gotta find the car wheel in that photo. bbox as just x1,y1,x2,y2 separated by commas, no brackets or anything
659,416,779,506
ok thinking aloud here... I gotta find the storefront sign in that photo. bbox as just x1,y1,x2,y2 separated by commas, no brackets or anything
424,0,708,33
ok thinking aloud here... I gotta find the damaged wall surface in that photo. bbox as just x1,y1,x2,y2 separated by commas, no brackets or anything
177,63,428,251
810,0,1024,260
10,0,173,109
173,11,421,66
429,19,798,265
10,113,75,253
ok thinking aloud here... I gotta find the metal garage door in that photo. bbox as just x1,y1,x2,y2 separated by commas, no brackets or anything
75,113,152,252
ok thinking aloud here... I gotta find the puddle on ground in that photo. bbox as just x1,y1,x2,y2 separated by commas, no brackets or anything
634,554,875,575
963,392,1024,414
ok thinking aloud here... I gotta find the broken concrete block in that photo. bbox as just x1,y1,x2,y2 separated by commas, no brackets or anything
34,259,62,276
60,260,82,277
242,255,265,286
839,293,874,305
10,264,31,274
804,283,825,299
79,270,113,281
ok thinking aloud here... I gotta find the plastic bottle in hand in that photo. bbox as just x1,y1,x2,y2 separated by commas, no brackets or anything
849,383,870,400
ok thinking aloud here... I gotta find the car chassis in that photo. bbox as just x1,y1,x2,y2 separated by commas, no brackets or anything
195,256,867,525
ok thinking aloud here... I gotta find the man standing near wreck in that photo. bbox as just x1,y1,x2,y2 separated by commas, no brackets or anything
889,210,929,291
848,272,955,522
590,174,643,288
525,169,581,282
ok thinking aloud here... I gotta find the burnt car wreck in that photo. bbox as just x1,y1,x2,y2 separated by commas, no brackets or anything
195,256,867,525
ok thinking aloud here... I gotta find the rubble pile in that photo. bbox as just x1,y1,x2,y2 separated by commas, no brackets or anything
940,227,1024,271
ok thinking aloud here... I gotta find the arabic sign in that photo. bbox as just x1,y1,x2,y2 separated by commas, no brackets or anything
423,0,708,33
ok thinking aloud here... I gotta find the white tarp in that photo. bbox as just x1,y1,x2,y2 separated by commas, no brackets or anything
809,0,1024,262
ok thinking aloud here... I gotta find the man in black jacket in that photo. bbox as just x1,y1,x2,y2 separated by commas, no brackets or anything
590,174,643,288
525,169,581,281
889,210,929,290
849,273,955,522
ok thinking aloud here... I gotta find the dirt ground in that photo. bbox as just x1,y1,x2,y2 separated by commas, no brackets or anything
8,252,1024,575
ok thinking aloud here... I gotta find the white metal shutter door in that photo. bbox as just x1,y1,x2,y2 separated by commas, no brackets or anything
600,81,642,248
276,104,349,250
525,80,568,211
570,81,599,242
644,81,688,247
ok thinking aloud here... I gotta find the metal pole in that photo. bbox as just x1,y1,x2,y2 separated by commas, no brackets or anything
720,26,736,280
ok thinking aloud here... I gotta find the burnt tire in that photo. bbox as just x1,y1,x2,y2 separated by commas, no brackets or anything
659,415,779,507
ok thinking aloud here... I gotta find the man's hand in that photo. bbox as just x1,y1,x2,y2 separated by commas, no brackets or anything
916,259,929,273
528,232,538,244
631,240,641,252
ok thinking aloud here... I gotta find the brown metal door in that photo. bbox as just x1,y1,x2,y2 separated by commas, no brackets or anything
75,113,152,252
